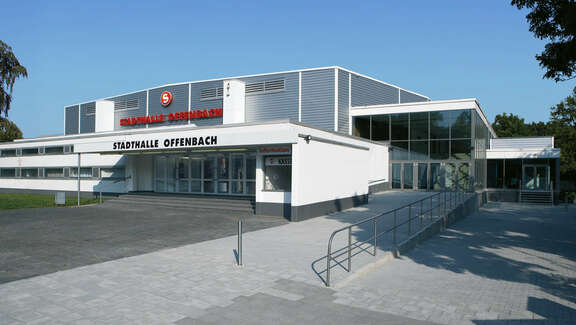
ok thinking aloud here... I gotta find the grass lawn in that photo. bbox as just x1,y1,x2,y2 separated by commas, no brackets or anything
0,193,102,210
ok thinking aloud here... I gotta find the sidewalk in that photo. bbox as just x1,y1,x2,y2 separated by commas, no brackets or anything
0,191,436,324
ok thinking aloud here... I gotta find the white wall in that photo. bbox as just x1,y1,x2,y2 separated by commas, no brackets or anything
95,100,115,132
222,79,246,124
291,135,371,207
0,153,125,168
368,142,389,185
0,178,126,193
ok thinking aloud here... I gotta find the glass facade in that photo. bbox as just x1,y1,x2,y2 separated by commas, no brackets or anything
487,158,554,191
154,152,256,195
353,109,489,191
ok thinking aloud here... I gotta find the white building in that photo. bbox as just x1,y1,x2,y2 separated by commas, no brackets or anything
0,67,560,220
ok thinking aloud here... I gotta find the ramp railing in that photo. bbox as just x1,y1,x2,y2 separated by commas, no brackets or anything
325,189,467,286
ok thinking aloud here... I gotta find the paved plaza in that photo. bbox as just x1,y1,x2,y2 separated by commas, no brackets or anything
0,192,574,324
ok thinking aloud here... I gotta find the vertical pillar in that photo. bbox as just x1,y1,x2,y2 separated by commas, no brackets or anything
77,153,81,206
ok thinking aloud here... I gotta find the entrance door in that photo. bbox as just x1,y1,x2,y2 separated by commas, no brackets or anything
523,165,549,190
417,163,428,190
391,162,414,189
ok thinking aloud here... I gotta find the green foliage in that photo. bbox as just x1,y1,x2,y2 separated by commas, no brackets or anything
511,0,576,81
0,193,102,210
0,40,28,117
0,117,22,142
492,113,533,137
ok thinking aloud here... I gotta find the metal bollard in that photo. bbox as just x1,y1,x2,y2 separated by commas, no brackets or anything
237,219,243,266
348,227,352,271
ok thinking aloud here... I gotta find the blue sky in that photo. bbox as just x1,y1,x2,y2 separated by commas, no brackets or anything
1,1,574,138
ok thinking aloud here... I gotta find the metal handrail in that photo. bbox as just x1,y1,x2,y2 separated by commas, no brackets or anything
325,188,468,286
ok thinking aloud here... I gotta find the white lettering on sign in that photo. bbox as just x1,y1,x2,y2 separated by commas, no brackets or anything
265,156,292,166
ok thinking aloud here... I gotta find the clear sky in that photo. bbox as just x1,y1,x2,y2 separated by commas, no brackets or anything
1,1,574,138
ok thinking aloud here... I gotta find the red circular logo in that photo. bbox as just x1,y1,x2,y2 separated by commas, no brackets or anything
160,91,173,107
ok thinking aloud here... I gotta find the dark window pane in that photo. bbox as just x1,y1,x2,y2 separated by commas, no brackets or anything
0,168,16,177
451,139,471,160
504,159,522,189
392,163,402,189
371,115,389,141
451,110,471,139
22,148,39,156
390,141,409,160
45,146,64,155
487,159,503,188
410,141,428,160
390,113,409,140
430,111,450,139
22,168,38,178
403,163,413,189
430,163,444,190
430,140,449,160
418,163,428,189
353,116,370,139
410,112,428,140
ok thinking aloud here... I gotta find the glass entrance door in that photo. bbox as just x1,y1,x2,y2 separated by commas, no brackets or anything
155,153,256,195
391,162,415,189
523,164,549,190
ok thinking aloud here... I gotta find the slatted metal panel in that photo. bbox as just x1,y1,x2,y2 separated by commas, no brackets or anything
400,89,428,103
338,69,349,134
351,74,399,106
190,80,224,127
65,105,79,135
491,137,554,149
242,72,298,123
148,84,189,127
80,102,96,134
108,91,147,130
300,69,335,131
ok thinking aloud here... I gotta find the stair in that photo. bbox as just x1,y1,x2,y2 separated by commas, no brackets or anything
520,191,553,205
107,192,255,215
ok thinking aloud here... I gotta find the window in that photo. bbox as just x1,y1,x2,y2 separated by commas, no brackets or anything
44,146,64,155
0,168,16,177
390,141,409,160
45,168,64,178
410,141,428,160
390,113,409,140
451,139,471,160
504,159,522,189
70,167,93,178
430,140,449,160
410,112,428,140
353,116,370,139
21,168,39,178
264,156,292,191
100,168,125,179
487,159,503,188
450,110,471,139
0,149,16,157
22,148,39,156
430,111,450,139
371,115,389,141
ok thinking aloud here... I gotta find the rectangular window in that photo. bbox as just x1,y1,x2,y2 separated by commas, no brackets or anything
0,149,16,157
21,168,39,178
451,139,471,160
45,168,64,178
487,159,503,188
371,115,389,141
430,140,449,160
0,168,16,177
450,110,472,139
504,159,522,189
353,116,370,139
390,141,409,160
390,113,409,140
410,141,428,160
22,148,39,156
70,168,93,178
430,111,450,140
264,156,292,191
409,112,428,140
44,146,64,155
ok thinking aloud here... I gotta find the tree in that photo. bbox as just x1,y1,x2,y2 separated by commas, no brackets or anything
491,113,532,137
511,0,576,81
549,87,576,180
0,40,28,117
0,117,22,142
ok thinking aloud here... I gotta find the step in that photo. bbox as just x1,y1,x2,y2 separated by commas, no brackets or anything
115,195,254,208
104,199,255,214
